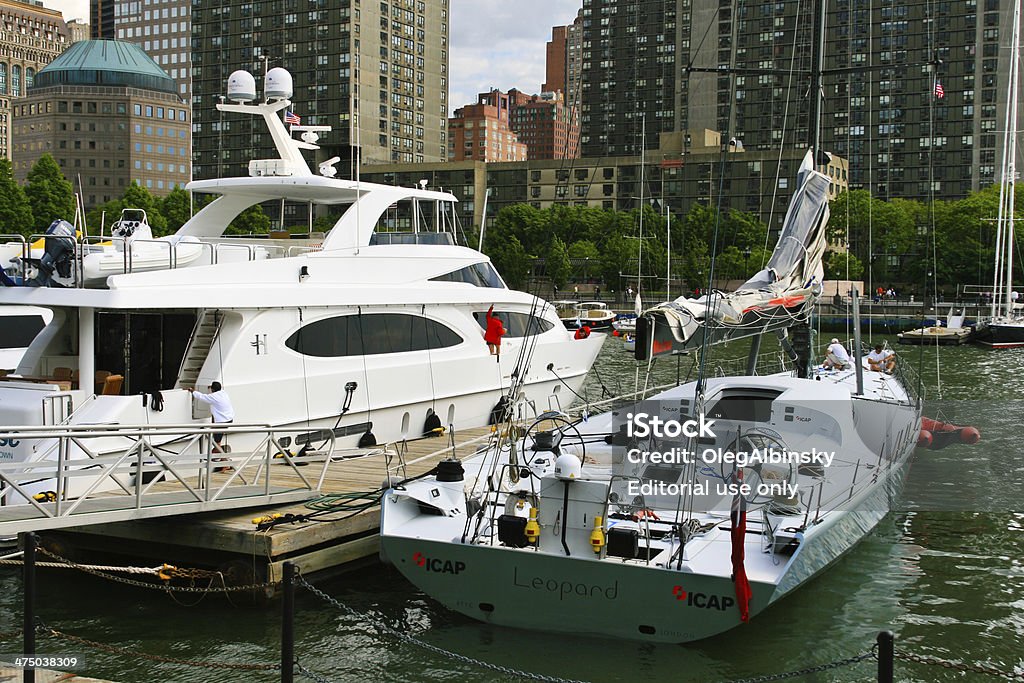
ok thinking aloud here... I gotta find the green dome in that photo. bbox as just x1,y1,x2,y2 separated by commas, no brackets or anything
33,40,175,94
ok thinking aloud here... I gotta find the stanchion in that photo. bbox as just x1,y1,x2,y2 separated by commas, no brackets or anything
23,532,37,683
877,630,894,683
282,562,295,683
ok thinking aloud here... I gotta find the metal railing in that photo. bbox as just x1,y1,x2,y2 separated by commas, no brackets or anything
0,422,347,534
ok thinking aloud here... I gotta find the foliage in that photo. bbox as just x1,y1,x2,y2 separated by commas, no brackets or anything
0,158,33,237
226,204,272,235
824,250,865,280
24,154,75,234
161,186,193,233
544,236,572,289
488,234,530,289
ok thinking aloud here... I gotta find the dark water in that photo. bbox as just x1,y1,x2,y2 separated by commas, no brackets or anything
1,336,1022,682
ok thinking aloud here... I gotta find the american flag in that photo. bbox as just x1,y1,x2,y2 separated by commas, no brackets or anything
284,110,301,125
934,80,945,99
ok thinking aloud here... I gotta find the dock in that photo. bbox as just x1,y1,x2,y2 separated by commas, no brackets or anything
36,426,499,585
0,663,114,682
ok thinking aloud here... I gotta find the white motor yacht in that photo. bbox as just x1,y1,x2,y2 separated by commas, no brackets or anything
0,67,603,500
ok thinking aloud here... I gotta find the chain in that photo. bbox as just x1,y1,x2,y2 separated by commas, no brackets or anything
35,547,278,594
896,649,1024,680
295,660,336,683
297,575,590,683
41,624,279,672
723,649,875,683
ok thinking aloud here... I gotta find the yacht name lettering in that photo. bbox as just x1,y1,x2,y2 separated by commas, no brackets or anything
0,438,20,448
626,413,716,439
512,567,619,600
412,551,465,575
672,586,735,611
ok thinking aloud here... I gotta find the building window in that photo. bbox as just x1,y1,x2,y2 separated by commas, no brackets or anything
0,64,7,95
11,65,20,96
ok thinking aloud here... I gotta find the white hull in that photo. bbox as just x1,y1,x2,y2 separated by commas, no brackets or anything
381,366,920,643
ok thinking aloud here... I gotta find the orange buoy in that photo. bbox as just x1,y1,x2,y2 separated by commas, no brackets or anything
959,427,981,445
917,430,933,448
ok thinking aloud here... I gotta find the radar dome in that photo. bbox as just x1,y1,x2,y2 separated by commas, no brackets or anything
265,67,293,100
226,70,257,102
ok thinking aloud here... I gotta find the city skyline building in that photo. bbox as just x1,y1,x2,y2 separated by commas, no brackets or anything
508,89,579,160
190,0,450,194
576,0,1022,202
0,0,70,160
13,39,190,207
448,88,528,162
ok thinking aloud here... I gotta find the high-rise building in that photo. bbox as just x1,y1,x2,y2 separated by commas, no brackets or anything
102,0,191,100
578,0,1022,201
508,90,579,160
543,25,568,94
448,89,527,162
67,19,90,44
190,0,450,185
0,0,70,160
89,0,114,41
13,40,190,206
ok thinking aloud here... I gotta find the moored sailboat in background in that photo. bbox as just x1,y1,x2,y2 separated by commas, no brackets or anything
973,0,1024,348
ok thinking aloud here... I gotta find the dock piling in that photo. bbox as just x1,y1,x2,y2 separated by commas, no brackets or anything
23,531,36,683
877,630,894,682
282,561,295,683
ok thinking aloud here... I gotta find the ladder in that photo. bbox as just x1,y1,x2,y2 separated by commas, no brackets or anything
175,309,222,389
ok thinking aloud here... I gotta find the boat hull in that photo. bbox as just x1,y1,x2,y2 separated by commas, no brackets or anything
383,534,773,643
972,320,1024,348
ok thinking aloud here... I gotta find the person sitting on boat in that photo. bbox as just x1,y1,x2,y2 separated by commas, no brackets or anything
823,338,850,370
188,382,236,468
484,305,506,357
867,343,896,374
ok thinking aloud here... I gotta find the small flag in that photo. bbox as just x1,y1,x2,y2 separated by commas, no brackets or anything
934,80,945,99
284,110,301,125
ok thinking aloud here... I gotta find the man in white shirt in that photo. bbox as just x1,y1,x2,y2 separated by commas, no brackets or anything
866,343,896,373
189,381,235,456
823,338,851,370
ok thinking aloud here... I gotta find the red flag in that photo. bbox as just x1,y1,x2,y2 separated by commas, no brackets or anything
730,468,752,622
934,80,945,99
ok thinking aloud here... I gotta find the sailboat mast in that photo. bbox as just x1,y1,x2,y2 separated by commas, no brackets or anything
637,114,645,295
1004,0,1020,317
809,0,826,165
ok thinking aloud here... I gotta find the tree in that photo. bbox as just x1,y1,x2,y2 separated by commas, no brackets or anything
161,186,193,233
489,234,530,289
824,250,864,280
25,154,75,234
545,236,572,290
0,158,33,237
227,204,271,235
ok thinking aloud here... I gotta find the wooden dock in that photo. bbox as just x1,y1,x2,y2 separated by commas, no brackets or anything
39,426,500,585
0,663,114,682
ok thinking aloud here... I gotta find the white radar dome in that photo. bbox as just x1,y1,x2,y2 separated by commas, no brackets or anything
226,70,257,102
265,67,293,100
554,453,582,481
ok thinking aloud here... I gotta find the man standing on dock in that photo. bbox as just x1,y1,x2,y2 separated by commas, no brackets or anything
189,382,235,456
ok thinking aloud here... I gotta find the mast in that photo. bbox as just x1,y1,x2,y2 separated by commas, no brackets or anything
637,114,645,298
1005,0,1020,318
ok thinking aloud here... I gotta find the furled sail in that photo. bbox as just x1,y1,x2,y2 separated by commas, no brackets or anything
640,150,830,357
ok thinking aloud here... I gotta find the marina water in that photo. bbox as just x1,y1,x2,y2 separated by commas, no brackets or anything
1,336,1021,682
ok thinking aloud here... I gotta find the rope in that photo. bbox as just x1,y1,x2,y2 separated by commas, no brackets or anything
0,558,166,574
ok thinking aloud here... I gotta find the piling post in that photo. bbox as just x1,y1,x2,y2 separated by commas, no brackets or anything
281,561,295,683
877,630,894,683
23,532,37,683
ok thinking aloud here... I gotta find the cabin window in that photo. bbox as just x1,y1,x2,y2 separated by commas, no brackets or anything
0,315,46,348
285,313,463,357
472,311,554,338
429,262,505,288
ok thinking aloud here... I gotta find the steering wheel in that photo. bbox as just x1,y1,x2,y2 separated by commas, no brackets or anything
721,428,795,507
517,411,586,473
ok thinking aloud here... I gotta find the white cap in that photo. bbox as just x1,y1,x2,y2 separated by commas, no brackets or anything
830,338,839,344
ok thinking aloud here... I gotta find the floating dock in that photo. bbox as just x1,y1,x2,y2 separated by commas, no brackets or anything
0,663,114,682
37,426,498,584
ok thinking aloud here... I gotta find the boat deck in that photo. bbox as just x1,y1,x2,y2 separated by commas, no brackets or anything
41,426,499,583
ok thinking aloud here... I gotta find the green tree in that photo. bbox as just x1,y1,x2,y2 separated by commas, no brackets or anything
489,234,530,289
824,250,865,280
227,204,272,235
0,158,33,237
545,235,572,289
161,186,193,233
25,154,75,234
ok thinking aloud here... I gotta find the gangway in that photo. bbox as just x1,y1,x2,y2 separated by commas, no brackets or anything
0,422,352,535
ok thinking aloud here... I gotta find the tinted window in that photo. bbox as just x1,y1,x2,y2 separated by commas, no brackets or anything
286,314,463,357
473,311,555,338
0,315,45,348
430,262,505,288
